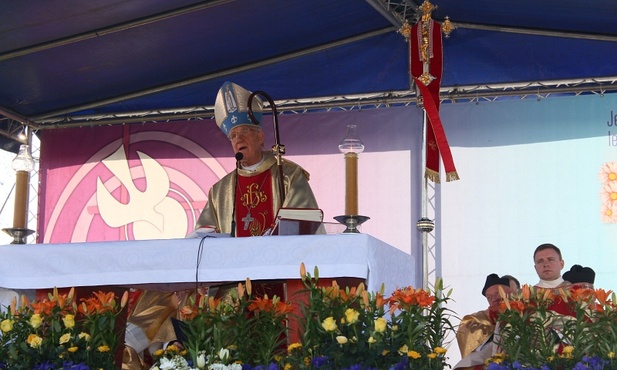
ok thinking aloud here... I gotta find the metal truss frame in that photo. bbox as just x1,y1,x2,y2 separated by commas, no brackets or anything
10,76,614,131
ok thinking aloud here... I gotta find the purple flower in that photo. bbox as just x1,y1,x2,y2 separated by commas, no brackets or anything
487,362,510,370
58,361,90,370
344,365,363,370
33,363,55,370
583,356,608,370
311,356,329,368
389,357,409,370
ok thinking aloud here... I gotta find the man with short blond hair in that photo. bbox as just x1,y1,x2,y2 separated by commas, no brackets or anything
533,243,567,288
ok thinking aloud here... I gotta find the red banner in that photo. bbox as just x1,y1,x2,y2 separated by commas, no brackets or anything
410,19,459,182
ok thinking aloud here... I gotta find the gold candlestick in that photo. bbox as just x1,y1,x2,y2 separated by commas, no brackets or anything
3,143,35,244
336,125,369,233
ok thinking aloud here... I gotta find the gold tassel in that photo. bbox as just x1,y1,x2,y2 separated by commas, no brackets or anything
425,168,440,183
446,171,460,182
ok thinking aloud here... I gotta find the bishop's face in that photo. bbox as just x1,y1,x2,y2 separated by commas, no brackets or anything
228,125,264,166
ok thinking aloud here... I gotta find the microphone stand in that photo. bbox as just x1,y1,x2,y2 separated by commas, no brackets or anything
230,152,243,237
248,91,286,207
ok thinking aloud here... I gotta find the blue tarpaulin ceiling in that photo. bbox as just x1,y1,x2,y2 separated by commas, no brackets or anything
0,0,616,150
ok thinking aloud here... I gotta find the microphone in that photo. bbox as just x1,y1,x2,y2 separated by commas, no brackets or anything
230,152,243,237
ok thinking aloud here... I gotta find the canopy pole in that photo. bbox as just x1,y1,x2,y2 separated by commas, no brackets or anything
420,110,429,291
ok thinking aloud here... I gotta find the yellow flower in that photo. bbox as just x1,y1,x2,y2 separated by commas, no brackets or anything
98,345,111,352
153,349,164,356
27,334,43,348
336,335,348,344
407,350,421,359
368,336,377,344
63,314,75,329
30,313,42,329
0,319,14,333
391,325,399,331
427,353,437,359
167,344,180,353
398,345,409,355
68,346,79,353
59,333,72,344
345,308,360,325
374,317,387,333
562,345,574,354
434,346,447,354
322,316,337,332
78,332,91,341
287,342,302,353
284,364,292,370
493,353,506,360
609,352,616,359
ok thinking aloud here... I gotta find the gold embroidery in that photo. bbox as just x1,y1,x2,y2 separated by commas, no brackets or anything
241,181,268,209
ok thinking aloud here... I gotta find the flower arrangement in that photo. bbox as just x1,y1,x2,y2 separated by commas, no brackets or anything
289,264,454,370
149,263,455,370
487,284,617,370
151,278,293,370
0,287,128,370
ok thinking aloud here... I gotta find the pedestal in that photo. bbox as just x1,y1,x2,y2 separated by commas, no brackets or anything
3,227,35,244
334,215,370,233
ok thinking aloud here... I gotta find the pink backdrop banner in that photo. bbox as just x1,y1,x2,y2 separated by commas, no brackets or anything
38,107,423,259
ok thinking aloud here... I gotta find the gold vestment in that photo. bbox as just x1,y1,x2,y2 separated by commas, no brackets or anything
456,309,494,358
196,151,318,233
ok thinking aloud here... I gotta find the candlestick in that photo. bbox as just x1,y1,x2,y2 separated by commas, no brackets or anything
3,144,35,244
336,125,369,233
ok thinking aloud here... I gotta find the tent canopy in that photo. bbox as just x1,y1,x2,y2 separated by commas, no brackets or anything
1,0,616,150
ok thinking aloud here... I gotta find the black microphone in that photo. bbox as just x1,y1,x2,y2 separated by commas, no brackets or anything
230,152,243,237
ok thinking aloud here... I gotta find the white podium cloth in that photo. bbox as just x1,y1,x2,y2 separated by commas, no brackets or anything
0,234,415,294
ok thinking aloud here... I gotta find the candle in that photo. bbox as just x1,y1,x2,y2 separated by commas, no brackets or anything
345,152,358,215
13,170,29,229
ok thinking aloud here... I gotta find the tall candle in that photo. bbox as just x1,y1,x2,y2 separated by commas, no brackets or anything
345,152,358,215
13,170,29,229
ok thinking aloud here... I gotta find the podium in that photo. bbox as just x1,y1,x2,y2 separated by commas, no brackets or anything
0,234,415,347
